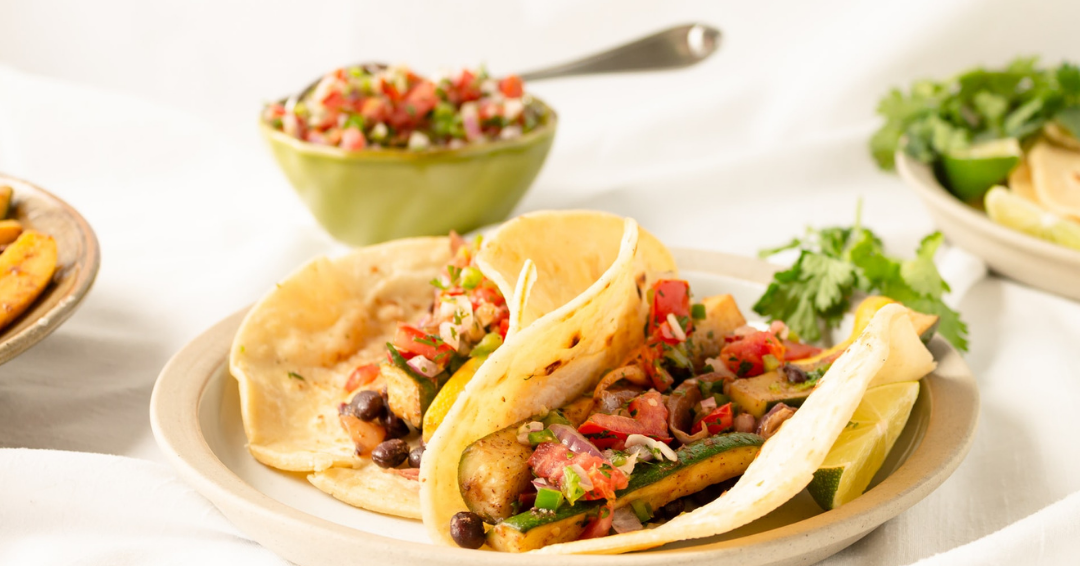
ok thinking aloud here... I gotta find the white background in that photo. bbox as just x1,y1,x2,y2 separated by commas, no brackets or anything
1,1,1079,564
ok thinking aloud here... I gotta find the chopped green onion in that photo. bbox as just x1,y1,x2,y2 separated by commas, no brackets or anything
460,266,483,290
562,466,586,505
763,354,781,372
691,303,706,320
630,499,653,522
664,343,692,369
471,333,502,358
535,488,564,510
528,429,557,446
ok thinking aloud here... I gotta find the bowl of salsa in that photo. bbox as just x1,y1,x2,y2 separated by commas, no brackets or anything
261,64,556,246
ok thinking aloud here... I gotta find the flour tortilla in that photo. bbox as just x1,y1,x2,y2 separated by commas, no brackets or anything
530,303,936,554
421,210,677,546
230,237,454,518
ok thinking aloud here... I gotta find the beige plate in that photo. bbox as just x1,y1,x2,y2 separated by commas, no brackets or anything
896,152,1080,302
150,249,978,566
0,174,100,365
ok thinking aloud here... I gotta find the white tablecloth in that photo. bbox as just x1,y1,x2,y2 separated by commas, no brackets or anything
1,1,1079,564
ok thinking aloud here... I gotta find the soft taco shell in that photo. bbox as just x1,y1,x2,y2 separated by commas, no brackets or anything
230,237,452,518
531,303,936,554
421,210,677,546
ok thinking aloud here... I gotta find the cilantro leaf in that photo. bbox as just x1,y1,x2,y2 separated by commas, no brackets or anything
757,211,969,352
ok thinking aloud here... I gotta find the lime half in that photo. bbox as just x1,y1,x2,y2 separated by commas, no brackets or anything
941,138,1022,202
985,185,1080,251
807,381,920,510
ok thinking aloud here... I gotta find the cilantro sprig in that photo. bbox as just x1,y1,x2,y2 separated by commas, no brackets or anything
753,208,968,352
871,57,1080,170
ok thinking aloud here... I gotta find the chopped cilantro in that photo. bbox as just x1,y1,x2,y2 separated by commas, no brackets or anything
287,371,305,381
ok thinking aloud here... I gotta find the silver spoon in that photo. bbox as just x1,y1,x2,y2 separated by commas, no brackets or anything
286,23,720,106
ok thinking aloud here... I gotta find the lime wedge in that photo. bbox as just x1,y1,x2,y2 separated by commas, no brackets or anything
1027,140,1080,220
807,381,920,510
985,185,1080,251
940,138,1022,202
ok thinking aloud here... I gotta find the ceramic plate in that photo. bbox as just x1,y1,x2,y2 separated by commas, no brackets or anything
150,249,978,566
896,152,1080,301
0,174,100,365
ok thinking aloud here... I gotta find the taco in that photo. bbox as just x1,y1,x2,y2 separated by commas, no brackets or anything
422,218,938,552
230,234,531,518
230,210,674,520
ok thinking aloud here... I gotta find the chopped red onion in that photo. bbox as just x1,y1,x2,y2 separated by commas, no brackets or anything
406,355,440,378
566,463,593,490
699,396,717,412
531,478,550,492
626,434,678,462
611,507,644,534
549,424,604,459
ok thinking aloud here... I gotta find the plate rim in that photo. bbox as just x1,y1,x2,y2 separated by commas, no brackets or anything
895,151,1080,264
150,249,980,565
0,173,101,365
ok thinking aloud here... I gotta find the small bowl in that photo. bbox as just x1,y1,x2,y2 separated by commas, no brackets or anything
896,151,1080,301
260,99,557,246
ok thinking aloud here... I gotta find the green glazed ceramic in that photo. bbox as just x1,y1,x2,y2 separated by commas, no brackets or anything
261,100,556,246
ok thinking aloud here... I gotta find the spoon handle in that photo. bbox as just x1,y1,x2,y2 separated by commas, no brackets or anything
519,23,721,82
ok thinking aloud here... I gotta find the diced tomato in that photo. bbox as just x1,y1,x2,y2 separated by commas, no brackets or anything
499,75,524,98
264,103,286,118
528,442,627,501
321,89,345,112
782,339,822,361
498,318,510,339
393,324,455,365
656,321,682,345
360,97,388,123
691,403,734,435
404,81,438,117
578,502,614,540
452,69,482,103
468,282,506,308
578,390,672,449
650,279,692,336
340,127,365,150
344,363,380,392
720,330,787,377
379,77,403,102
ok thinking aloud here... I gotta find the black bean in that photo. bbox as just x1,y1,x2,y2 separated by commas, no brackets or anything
382,411,410,439
782,364,808,384
659,498,685,520
344,390,385,421
371,439,409,468
408,445,425,468
450,511,486,549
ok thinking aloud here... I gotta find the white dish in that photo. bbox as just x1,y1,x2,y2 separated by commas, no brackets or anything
150,249,979,566
896,151,1080,301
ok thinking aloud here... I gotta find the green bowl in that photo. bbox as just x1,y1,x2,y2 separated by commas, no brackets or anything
260,99,557,246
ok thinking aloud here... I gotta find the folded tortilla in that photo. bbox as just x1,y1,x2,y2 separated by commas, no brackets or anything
530,303,936,554
421,210,677,545
230,237,453,518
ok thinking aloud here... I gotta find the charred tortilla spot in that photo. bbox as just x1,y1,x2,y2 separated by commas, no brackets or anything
569,333,581,348
605,335,614,347
543,360,564,375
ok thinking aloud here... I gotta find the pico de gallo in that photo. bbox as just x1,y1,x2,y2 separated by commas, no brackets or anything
263,64,545,151
450,278,838,550
336,234,510,476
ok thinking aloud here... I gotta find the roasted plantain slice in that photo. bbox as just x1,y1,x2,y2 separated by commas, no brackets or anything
0,230,58,330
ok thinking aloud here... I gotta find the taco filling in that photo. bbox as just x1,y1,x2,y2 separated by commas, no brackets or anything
335,235,512,475
448,276,886,551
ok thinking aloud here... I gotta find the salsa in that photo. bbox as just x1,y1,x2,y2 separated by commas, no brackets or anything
263,65,545,151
